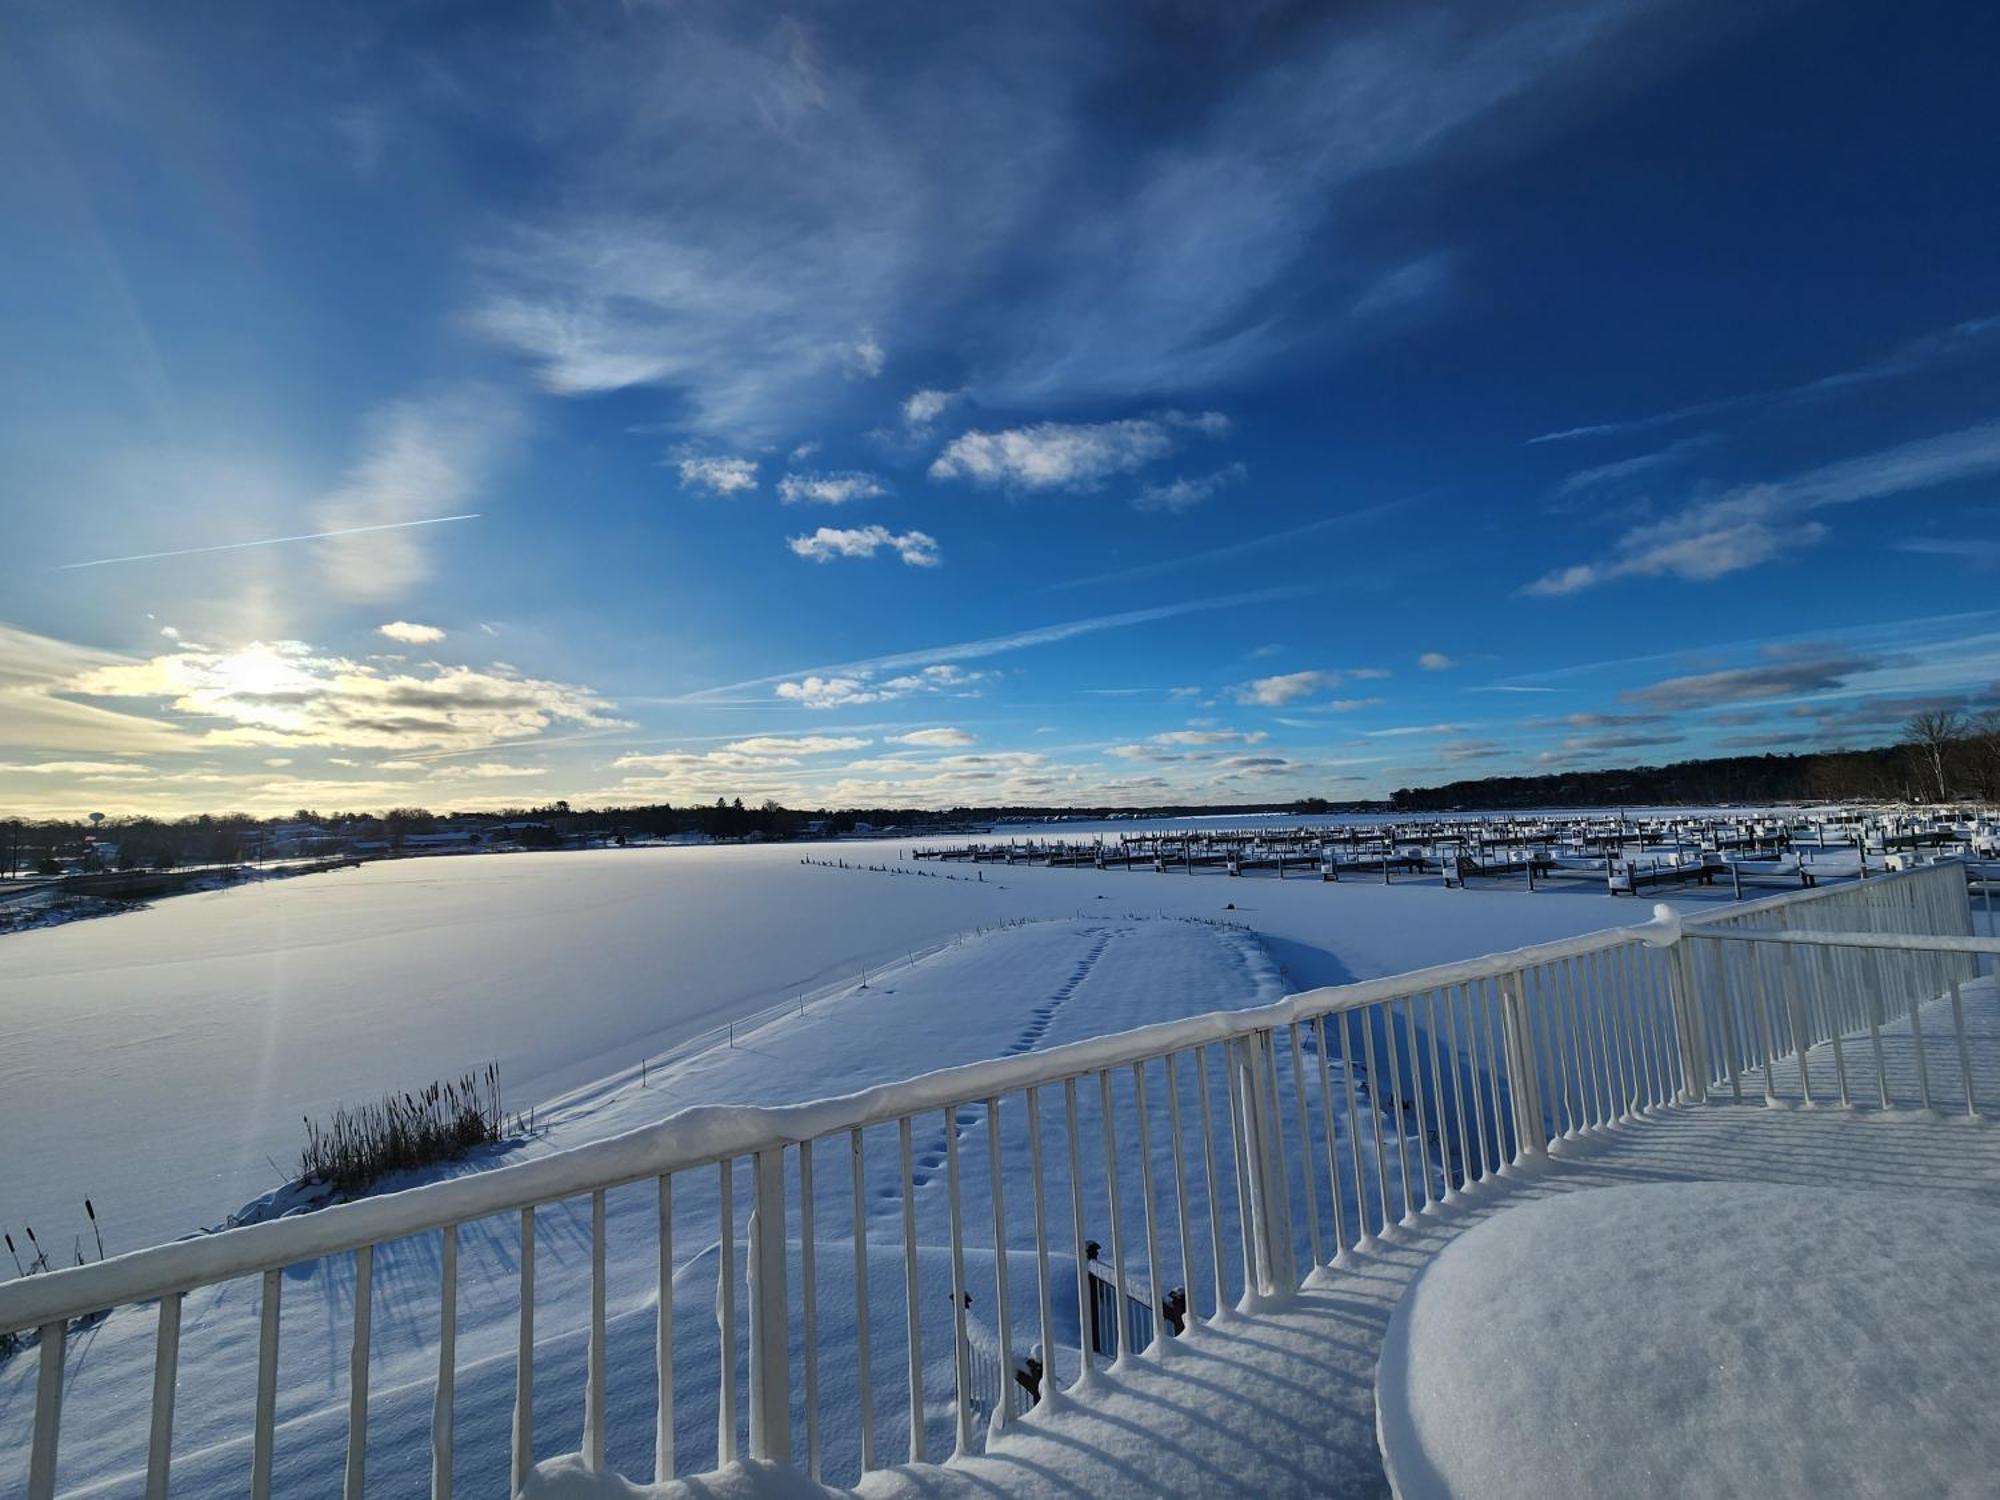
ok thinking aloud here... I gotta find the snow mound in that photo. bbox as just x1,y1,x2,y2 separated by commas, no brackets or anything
1376,1181,2000,1499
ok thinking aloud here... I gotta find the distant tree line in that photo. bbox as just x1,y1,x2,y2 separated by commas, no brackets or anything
1391,712,2000,812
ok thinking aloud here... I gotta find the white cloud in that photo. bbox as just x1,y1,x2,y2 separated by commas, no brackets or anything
379,621,446,645
1232,667,1387,706
1152,727,1268,746
723,735,870,756
159,625,181,641
1365,722,1467,737
1132,462,1247,514
313,389,514,603
61,639,623,752
788,526,940,567
929,412,1227,491
1418,651,1456,670
676,453,759,496
901,388,961,430
892,727,976,747
777,471,889,505
844,333,886,379
775,663,982,709
0,759,156,777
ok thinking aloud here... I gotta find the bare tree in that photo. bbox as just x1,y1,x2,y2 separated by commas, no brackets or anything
1904,708,1967,802
1968,708,2000,802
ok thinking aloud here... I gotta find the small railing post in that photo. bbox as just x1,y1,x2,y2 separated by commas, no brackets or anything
1233,1030,1295,1298
1667,935,1708,1104
747,1147,792,1465
1497,970,1547,1160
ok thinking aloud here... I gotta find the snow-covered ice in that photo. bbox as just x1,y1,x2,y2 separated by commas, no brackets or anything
0,841,1665,1256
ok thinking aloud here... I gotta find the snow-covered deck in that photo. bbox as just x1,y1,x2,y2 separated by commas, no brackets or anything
830,980,2000,1500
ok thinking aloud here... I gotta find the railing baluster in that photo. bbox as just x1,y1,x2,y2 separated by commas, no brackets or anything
1569,954,1604,1128
1862,946,1889,1108
848,1131,875,1472
1099,1070,1132,1366
1359,1005,1392,1233
512,1210,533,1493
1164,1053,1201,1318
254,1267,282,1500
1310,1017,1353,1248
148,1291,184,1500
1820,944,1851,1107
1601,949,1637,1118
944,1105,974,1456
656,1176,675,1484
1442,986,1473,1196
1064,1077,1096,1383
718,1159,739,1466
1948,978,1978,1118
345,1244,372,1500
1337,1010,1375,1226
1780,941,1814,1107
1025,1087,1060,1410
1383,999,1416,1226
1131,1064,1167,1352
433,1228,457,1500
1223,1039,1258,1279
1284,1026,1324,1266
1479,979,1508,1162
986,1098,1017,1426
28,1319,66,1500
1548,956,1578,1136
1194,1048,1230,1318
1907,971,1934,1113
585,1191,606,1471
899,1117,923,1460
1625,945,1660,1110
1421,991,1447,1210
799,1140,821,1477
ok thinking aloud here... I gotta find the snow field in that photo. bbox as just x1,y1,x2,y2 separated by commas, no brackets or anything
0,840,1660,1259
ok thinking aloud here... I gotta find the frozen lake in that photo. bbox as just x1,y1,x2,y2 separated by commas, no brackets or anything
0,839,1683,1256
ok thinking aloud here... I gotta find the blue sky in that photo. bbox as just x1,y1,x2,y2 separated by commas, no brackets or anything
2,0,1998,816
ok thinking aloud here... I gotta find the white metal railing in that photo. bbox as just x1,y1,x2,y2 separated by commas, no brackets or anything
1,860,1986,1498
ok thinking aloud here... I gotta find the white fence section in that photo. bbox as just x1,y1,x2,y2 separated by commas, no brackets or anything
2,861,1989,1498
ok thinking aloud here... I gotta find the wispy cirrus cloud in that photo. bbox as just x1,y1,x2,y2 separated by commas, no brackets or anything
313,389,515,602
676,588,1301,705
1529,313,2000,445
1620,644,1897,712
1523,420,2000,595
1132,462,1247,515
464,5,1669,436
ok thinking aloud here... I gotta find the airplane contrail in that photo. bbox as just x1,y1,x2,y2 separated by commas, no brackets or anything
57,513,482,570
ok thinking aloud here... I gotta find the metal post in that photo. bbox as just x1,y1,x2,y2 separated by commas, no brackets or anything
747,1149,792,1463
1233,1032,1296,1297
1497,970,1547,1159
1667,935,1708,1104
